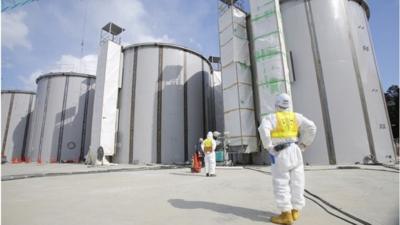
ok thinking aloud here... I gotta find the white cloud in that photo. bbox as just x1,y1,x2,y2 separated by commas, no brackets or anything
70,0,174,45
137,34,175,43
189,38,203,51
2,11,31,50
17,70,43,91
5,0,211,91
53,54,97,75
2,60,14,69
17,54,97,90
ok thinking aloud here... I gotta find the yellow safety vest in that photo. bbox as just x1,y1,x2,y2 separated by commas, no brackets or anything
203,138,213,153
271,111,299,138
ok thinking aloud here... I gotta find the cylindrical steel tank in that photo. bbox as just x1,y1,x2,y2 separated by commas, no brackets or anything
280,0,395,164
1,90,35,163
115,43,214,164
25,72,96,163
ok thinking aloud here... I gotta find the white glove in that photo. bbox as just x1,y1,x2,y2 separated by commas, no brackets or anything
267,145,279,156
298,143,307,152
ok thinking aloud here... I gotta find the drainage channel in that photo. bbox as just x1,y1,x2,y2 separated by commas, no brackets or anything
300,165,399,174
244,167,373,225
2,165,186,181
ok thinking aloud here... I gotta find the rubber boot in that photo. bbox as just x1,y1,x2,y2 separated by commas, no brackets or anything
292,209,300,221
271,211,293,225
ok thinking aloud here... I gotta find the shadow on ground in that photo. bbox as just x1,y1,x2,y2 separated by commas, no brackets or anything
169,172,205,177
168,199,274,222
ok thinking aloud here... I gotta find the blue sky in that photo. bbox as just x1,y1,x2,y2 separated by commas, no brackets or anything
1,0,398,91
368,0,399,89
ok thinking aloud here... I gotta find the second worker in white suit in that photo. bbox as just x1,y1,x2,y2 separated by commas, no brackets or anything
258,93,317,225
201,131,217,177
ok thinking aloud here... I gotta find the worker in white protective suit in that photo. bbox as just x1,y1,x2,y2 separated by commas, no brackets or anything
201,131,217,177
258,93,316,225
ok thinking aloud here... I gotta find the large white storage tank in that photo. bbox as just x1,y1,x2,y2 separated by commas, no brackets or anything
25,72,96,163
115,43,213,164
1,90,35,163
280,0,395,164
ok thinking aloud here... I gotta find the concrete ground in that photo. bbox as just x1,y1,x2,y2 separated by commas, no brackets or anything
1,163,399,225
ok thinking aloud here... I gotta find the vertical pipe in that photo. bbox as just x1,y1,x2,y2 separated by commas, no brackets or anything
183,51,189,161
289,51,296,82
38,78,51,163
157,47,164,163
202,61,206,135
79,78,91,162
57,76,69,162
1,93,14,157
129,47,138,164
21,94,34,161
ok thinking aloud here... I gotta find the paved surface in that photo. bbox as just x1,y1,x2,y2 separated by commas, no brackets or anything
2,164,399,225
1,163,182,180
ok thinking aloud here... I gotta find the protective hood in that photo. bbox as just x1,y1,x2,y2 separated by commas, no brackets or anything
207,131,213,139
275,93,291,110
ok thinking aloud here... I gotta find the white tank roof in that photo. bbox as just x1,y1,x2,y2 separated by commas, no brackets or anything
123,42,214,73
1,90,36,95
36,72,95,83
280,0,370,18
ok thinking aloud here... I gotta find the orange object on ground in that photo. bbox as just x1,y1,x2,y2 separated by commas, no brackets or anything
191,151,202,173
11,158,23,163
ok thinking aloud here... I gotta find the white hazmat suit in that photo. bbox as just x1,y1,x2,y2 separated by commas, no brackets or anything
258,93,316,223
201,131,217,176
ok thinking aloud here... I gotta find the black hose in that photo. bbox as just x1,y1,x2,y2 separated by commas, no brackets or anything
304,190,372,225
244,167,271,175
244,167,373,225
304,194,358,225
